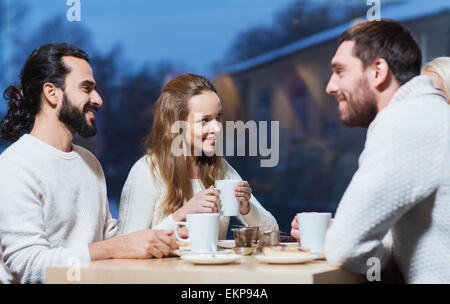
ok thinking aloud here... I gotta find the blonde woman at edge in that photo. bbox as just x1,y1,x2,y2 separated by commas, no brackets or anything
118,73,278,239
421,57,450,103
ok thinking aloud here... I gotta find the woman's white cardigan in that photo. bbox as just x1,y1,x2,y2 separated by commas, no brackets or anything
118,156,279,239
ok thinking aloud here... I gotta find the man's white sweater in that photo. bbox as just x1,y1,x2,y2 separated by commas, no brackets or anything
0,134,118,284
325,76,450,283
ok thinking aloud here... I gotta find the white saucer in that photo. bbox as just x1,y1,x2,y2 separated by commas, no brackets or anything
310,253,326,260
171,249,234,257
254,254,320,264
181,253,242,265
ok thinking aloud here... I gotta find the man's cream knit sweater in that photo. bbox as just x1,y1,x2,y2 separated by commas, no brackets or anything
0,135,118,283
325,76,450,283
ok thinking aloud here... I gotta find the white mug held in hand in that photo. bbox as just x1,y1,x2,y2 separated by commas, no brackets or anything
175,213,219,252
215,179,240,216
297,212,332,253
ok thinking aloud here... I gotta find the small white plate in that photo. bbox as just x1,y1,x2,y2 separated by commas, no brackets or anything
310,253,326,260
171,249,234,257
181,253,242,265
254,254,320,264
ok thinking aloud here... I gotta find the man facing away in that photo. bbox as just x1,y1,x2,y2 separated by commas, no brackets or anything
0,43,177,284
291,20,450,283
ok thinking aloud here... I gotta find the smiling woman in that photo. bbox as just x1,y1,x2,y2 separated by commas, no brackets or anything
117,73,279,239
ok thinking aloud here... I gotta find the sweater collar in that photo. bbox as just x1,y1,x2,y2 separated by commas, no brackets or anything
389,75,442,105
368,76,442,132
22,134,79,160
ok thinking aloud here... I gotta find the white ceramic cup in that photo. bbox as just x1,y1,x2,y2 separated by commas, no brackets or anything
174,213,219,252
297,212,332,253
215,179,241,216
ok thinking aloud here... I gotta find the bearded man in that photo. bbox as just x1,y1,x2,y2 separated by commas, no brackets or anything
0,43,177,284
291,20,450,283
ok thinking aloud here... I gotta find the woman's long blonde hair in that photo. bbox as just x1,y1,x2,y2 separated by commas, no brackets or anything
144,73,224,217
423,57,450,100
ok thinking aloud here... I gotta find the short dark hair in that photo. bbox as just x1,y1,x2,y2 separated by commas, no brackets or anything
339,19,422,85
1,43,89,142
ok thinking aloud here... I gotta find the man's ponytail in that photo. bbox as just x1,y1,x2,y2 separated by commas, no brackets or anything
0,85,39,142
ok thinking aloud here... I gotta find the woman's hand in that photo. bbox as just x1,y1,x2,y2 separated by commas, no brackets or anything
234,181,252,215
173,185,220,221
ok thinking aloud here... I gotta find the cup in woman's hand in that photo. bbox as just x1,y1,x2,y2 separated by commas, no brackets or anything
215,179,240,216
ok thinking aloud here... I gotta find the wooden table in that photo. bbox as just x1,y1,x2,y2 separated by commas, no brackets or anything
46,255,366,284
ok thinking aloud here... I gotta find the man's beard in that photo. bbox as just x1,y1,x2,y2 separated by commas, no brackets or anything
340,76,377,128
58,93,98,138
